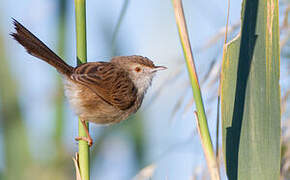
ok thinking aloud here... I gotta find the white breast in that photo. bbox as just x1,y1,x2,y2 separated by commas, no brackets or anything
133,74,154,96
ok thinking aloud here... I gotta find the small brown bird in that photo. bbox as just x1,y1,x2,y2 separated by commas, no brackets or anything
11,19,166,146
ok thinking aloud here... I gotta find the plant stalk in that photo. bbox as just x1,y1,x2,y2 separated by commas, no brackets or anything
172,0,220,179
74,0,90,179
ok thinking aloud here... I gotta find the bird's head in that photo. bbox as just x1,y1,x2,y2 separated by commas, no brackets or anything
111,55,166,95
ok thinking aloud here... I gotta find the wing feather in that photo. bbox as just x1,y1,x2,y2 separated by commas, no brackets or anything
71,62,137,110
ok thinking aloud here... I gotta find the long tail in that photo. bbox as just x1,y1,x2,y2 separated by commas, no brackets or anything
11,19,73,76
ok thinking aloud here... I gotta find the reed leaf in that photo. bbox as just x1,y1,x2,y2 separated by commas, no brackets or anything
221,0,281,179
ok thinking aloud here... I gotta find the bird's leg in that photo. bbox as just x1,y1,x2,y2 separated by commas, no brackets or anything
75,119,93,147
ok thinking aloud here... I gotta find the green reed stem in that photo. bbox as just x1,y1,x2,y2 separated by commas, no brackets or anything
74,0,90,179
172,0,220,179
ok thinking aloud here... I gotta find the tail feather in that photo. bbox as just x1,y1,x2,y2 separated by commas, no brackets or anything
11,18,73,76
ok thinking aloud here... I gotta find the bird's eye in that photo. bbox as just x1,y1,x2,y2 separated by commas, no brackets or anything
135,67,141,72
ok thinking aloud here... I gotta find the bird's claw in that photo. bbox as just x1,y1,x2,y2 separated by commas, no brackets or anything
75,136,93,147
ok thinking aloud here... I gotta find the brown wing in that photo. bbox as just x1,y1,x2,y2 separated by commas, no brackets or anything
71,62,137,110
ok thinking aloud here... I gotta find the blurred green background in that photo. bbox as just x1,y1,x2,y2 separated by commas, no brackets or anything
0,0,289,179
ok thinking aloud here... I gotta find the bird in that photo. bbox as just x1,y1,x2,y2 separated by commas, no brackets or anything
11,19,166,146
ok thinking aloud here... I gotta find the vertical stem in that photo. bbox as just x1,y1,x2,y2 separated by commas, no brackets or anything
54,0,67,156
215,96,220,163
74,0,90,179
172,0,220,179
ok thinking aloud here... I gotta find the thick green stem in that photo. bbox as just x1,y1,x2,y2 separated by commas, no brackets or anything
74,0,90,179
172,0,220,179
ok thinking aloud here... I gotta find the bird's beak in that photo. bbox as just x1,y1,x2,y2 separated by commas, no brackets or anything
152,66,167,72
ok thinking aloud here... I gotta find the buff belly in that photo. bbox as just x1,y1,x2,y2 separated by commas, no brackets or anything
63,79,129,124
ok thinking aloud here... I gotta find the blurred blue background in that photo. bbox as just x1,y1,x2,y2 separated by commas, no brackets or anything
0,0,289,179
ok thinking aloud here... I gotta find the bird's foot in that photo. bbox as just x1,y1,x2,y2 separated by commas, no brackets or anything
75,136,93,147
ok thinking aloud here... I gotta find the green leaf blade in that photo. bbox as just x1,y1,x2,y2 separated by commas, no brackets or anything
221,0,281,179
